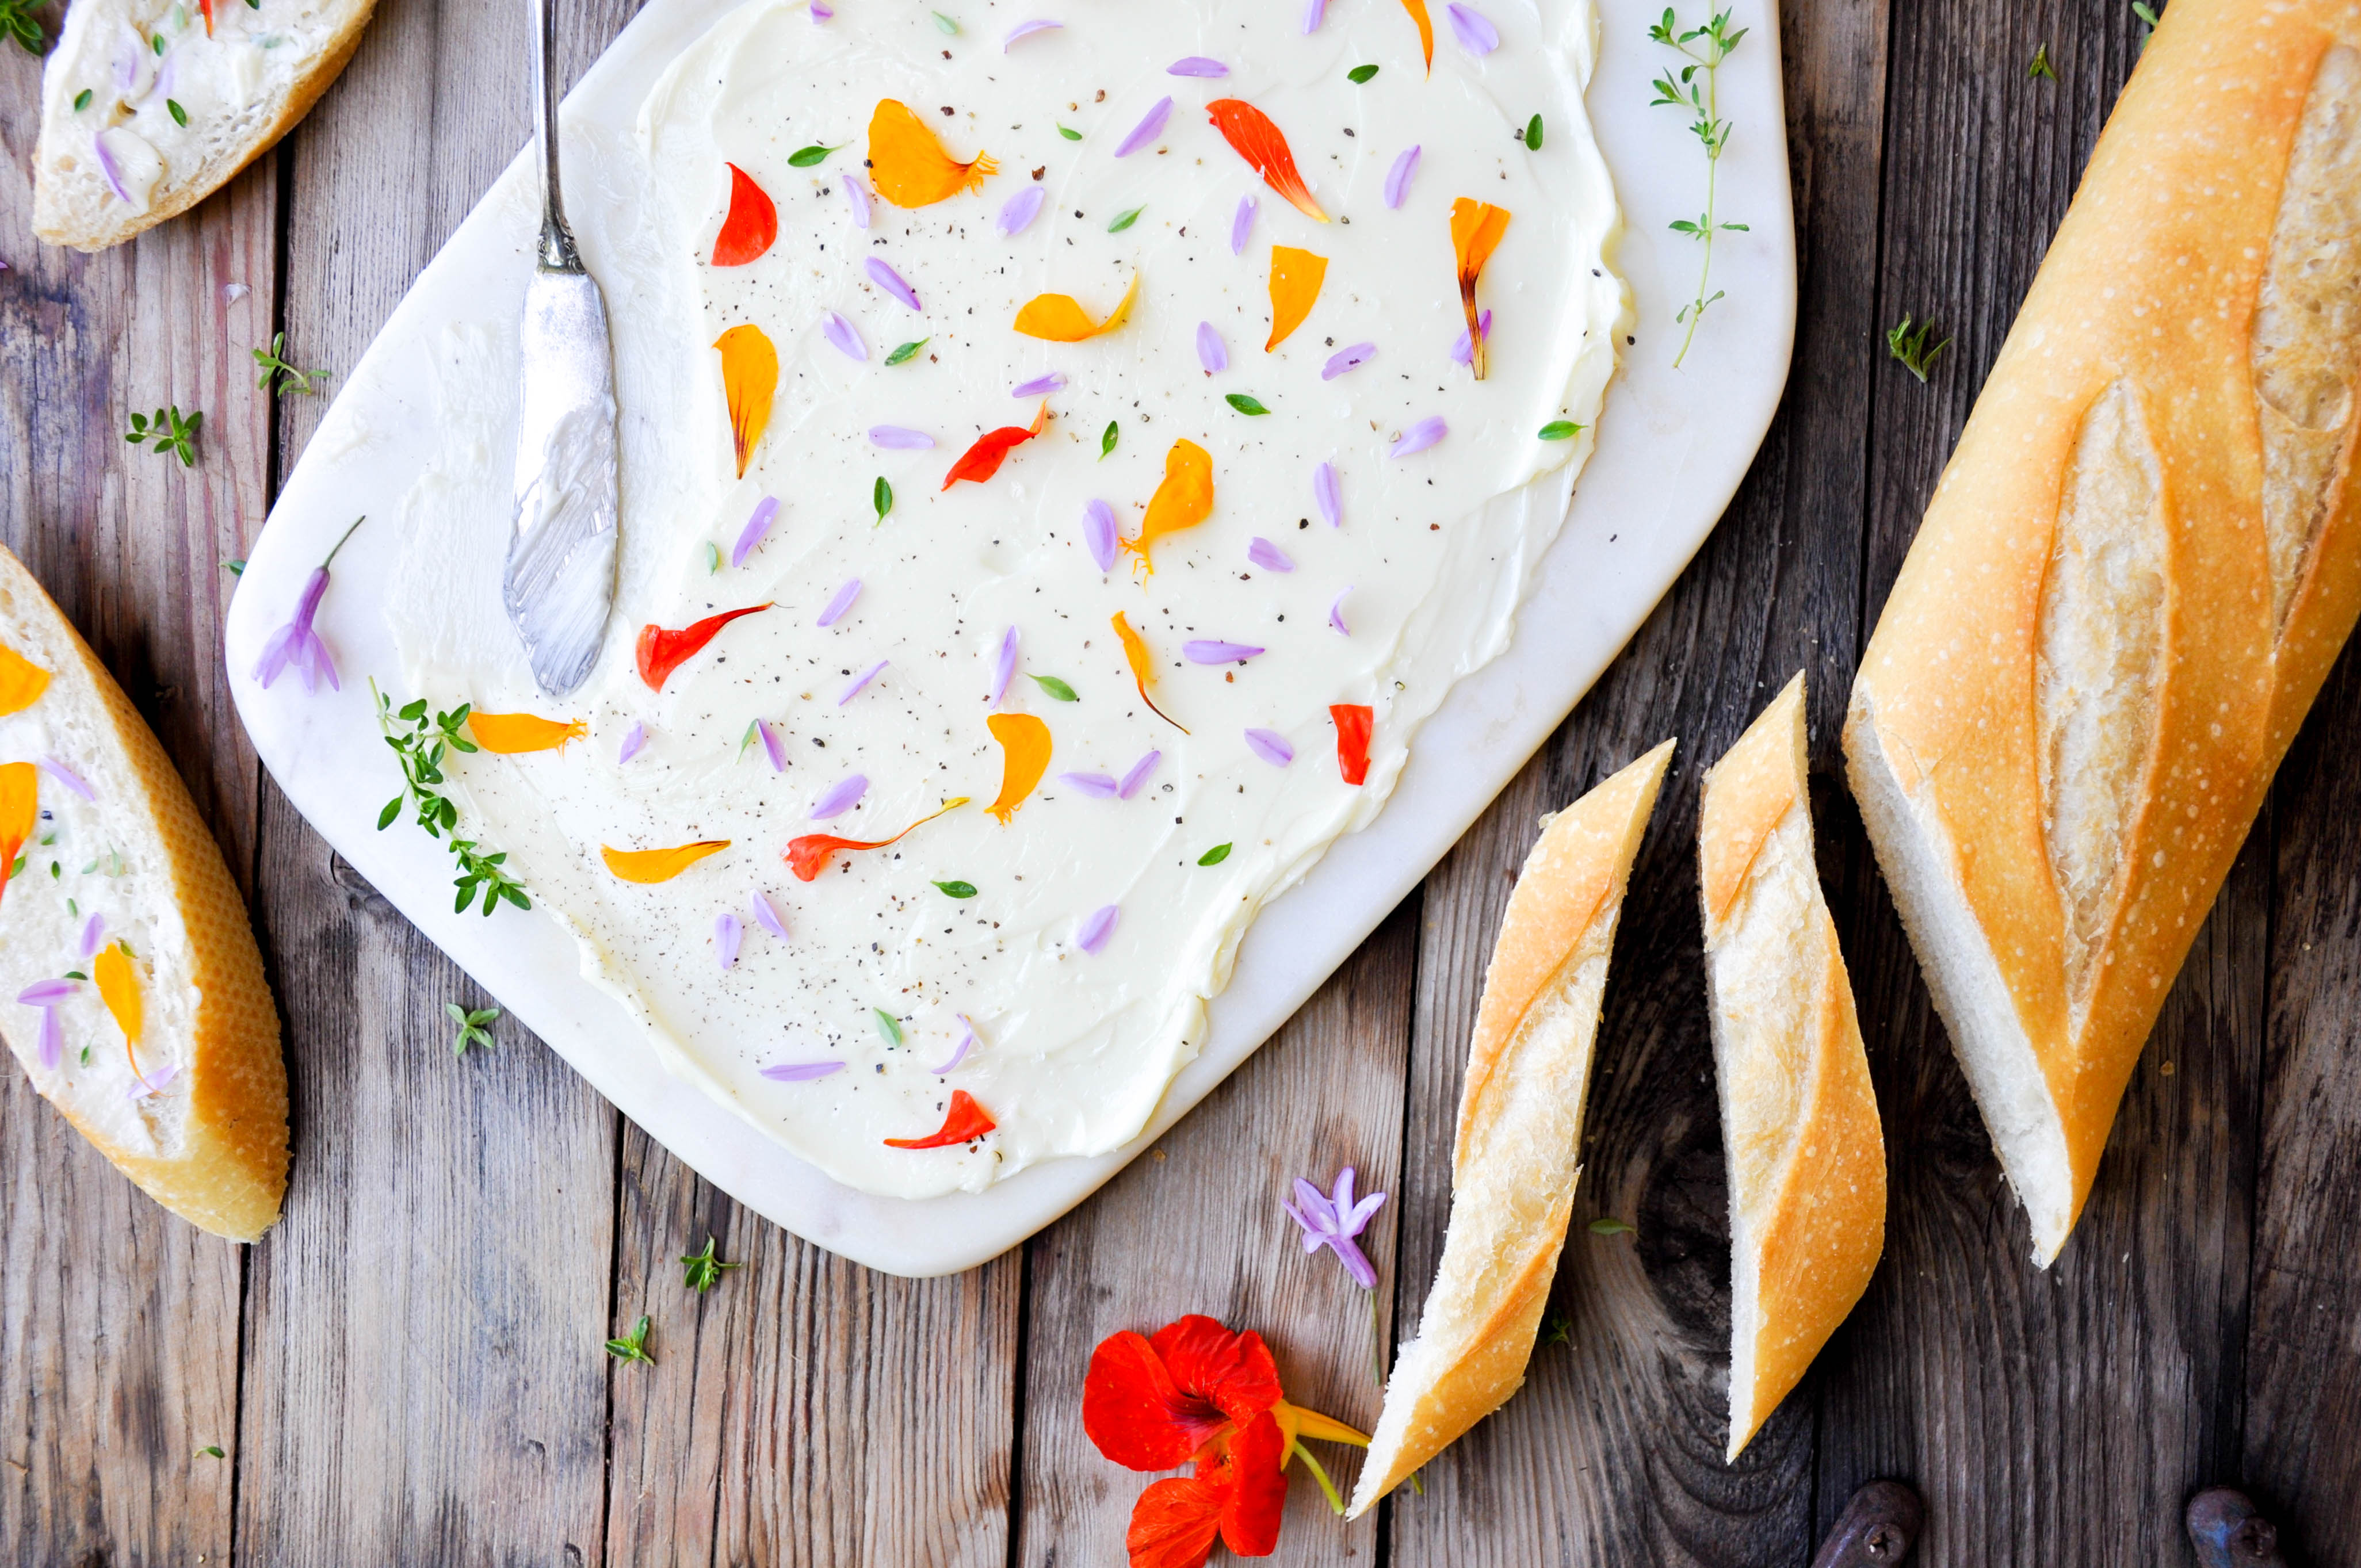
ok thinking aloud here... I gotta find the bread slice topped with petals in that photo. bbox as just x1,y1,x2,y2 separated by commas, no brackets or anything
1347,739,1673,1517
0,546,287,1240
1700,674,1883,1460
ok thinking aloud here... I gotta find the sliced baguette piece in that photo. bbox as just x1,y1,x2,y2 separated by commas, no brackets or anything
1845,0,2361,1265
0,546,288,1240
1699,674,1883,1462
1346,739,1673,1518
33,0,377,253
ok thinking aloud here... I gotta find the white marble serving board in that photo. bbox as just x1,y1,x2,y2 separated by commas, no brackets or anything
225,0,1794,1278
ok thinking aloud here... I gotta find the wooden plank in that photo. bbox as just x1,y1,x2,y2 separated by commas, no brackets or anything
231,3,640,1561
1014,898,1420,1567
603,1126,1022,1567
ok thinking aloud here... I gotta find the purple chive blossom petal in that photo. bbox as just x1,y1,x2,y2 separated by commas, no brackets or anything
128,1062,179,1100
810,0,833,18
732,496,779,567
221,282,250,303
1314,461,1341,527
1322,342,1376,380
1385,146,1422,209
1082,499,1118,572
929,1015,977,1074
79,915,105,958
1002,18,1061,48
39,756,94,800
865,257,920,311
618,721,647,763
823,311,867,361
1451,308,1493,365
1168,56,1228,77
1184,639,1264,663
1195,322,1228,375
18,980,78,1007
253,566,338,693
999,185,1048,237
1447,2,1499,53
1247,537,1295,572
1230,196,1258,255
1283,1166,1388,1288
752,892,790,940
1076,904,1120,954
95,136,131,205
1118,750,1161,798
811,774,869,820
35,1007,61,1072
843,174,872,228
1010,370,1065,397
1244,728,1295,767
759,720,789,772
838,659,888,704
870,425,935,449
817,578,862,626
1114,96,1172,158
1303,0,1329,30
1061,772,1119,797
113,30,140,91
1390,416,1448,458
761,1060,845,1082
1330,589,1353,635
715,913,743,970
991,626,1019,706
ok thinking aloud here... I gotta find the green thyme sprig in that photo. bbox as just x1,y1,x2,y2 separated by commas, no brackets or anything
370,679,532,917
1885,313,1952,381
605,1315,654,1366
681,1237,743,1292
446,1002,501,1055
0,0,46,53
1648,8,1749,369
253,332,330,395
125,406,203,468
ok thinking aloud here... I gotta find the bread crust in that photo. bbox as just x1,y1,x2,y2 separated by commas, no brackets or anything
1846,0,2361,1263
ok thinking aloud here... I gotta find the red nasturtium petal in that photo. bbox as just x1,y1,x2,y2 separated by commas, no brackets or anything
883,1088,998,1149
1332,703,1373,785
1084,1330,1226,1471
1125,1473,1232,1568
198,0,215,35
1214,1412,1290,1557
1110,613,1189,733
1266,247,1328,351
1151,1316,1285,1430
1205,100,1328,223
985,712,1052,824
602,840,731,884
943,401,1050,489
0,762,36,914
715,324,778,478
710,162,780,266
0,642,51,717
1124,439,1217,572
1400,0,1435,72
636,603,771,691
784,797,969,881
467,712,587,754
868,98,998,207
1449,198,1512,380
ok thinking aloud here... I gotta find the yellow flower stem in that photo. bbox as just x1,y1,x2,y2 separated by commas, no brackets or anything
1274,1399,1369,1447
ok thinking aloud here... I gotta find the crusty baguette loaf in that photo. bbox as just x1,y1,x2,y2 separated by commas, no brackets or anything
0,547,287,1241
33,0,376,253
1699,674,1882,1462
1846,0,2361,1266
1346,739,1672,1517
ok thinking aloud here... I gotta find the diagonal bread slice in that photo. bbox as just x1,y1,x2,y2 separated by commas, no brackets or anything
1346,738,1673,1518
33,0,377,253
0,546,288,1241
1701,674,1883,1461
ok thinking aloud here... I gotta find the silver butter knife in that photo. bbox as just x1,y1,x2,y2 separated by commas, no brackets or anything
504,0,619,697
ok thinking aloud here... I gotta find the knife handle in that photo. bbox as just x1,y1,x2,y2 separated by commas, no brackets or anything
528,0,582,273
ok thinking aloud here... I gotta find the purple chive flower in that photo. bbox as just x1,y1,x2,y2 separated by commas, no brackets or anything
762,1060,845,1082
1118,750,1161,798
1283,1166,1388,1288
811,0,833,19
1168,56,1228,77
1322,342,1375,380
1195,322,1228,375
1451,308,1493,365
618,721,647,763
1115,96,1172,158
1077,904,1120,954
818,578,862,626
929,1014,978,1074
95,136,131,205
1244,728,1295,767
999,185,1048,236
254,574,336,692
1385,146,1422,209
1061,772,1120,797
759,719,788,772
1447,2,1499,54
843,174,873,228
79,915,105,958
39,757,94,801
1002,18,1061,48
35,1005,63,1071
1314,461,1341,527
1247,537,1294,572
1330,589,1353,635
127,1063,179,1100
1230,196,1258,255
1011,370,1065,397
866,257,921,311
732,496,778,567
823,311,867,361
870,425,935,449
1082,499,1119,572
1390,416,1447,457
811,774,868,820
991,626,1019,706
19,980,77,1007
1185,639,1264,663
838,660,887,704
1302,0,1328,31
752,891,790,940
716,912,743,970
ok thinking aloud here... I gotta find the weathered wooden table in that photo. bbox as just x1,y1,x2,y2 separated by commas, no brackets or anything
3,0,2356,1562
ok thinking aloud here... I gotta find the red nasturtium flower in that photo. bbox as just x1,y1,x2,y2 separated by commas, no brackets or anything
1084,1316,1368,1568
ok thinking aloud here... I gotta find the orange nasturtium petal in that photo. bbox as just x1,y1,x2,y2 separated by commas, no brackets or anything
1111,613,1189,734
985,713,1052,825
1206,100,1328,223
0,643,51,717
602,840,731,884
1266,247,1328,351
0,762,35,913
710,162,780,267
715,324,777,479
93,944,143,1074
784,797,969,881
883,1088,998,1149
1400,0,1435,72
1123,439,1217,575
944,401,1051,490
1013,271,1141,343
1450,198,1512,380
867,98,998,208
1332,703,1374,786
467,713,588,754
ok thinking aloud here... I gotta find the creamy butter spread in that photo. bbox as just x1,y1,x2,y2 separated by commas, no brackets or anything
386,0,1628,1199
